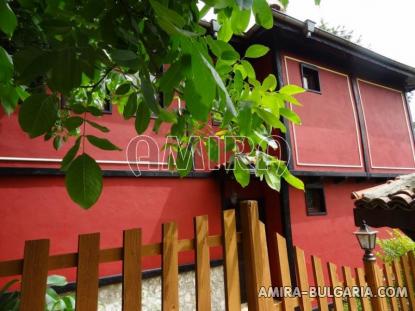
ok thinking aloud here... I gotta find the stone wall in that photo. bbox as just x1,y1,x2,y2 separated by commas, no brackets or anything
97,266,226,311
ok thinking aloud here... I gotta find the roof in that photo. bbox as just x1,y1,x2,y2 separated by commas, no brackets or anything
245,9,415,91
352,173,415,211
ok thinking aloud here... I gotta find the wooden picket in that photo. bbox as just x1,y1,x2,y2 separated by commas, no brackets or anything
356,267,371,311
76,233,100,311
222,209,241,311
294,247,312,311
122,228,142,311
195,215,211,311
0,200,415,311
327,262,344,311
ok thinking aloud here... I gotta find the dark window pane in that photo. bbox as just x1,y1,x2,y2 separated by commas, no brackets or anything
301,65,321,93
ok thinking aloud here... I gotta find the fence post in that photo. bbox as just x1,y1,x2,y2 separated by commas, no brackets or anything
364,259,387,311
240,200,268,311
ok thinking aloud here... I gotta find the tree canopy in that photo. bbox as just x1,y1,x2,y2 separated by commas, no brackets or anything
0,0,316,209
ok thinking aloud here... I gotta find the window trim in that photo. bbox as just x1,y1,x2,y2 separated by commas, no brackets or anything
305,182,327,216
300,63,322,94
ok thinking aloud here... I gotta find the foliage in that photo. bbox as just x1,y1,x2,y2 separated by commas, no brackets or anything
0,0,318,208
318,19,362,44
376,229,415,263
0,275,75,311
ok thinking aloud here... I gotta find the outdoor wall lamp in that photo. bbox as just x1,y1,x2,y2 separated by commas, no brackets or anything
354,221,378,261
304,19,316,38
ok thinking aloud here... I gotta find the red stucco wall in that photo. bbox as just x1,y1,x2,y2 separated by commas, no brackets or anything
357,79,415,173
281,54,365,173
289,181,389,283
0,176,223,283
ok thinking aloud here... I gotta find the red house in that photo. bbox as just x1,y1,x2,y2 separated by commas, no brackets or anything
1,8,415,289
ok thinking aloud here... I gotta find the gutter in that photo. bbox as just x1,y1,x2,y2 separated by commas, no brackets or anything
245,10,415,90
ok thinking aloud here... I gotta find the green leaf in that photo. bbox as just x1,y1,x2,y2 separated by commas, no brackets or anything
159,55,190,93
279,93,302,106
86,120,109,132
315,0,321,5
123,93,138,119
13,47,50,85
140,73,159,114
241,60,255,79
65,153,103,209
61,137,81,171
252,0,273,29
256,108,284,130
237,102,252,136
200,54,237,116
63,116,84,131
18,94,58,138
265,169,281,191
283,170,304,190
234,158,250,187
184,52,215,121
262,74,277,91
221,50,240,62
217,12,233,42
135,101,151,134
86,135,121,151
279,84,305,96
47,275,68,287
279,107,301,125
0,46,13,83
231,7,251,34
175,146,193,177
0,83,19,115
0,0,17,37
207,137,219,162
159,109,177,123
49,50,82,94
110,49,139,69
53,136,62,150
86,105,103,116
115,83,130,95
149,0,186,28
244,44,270,58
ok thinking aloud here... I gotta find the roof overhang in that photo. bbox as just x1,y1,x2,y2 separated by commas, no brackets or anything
246,10,415,92
352,174,415,240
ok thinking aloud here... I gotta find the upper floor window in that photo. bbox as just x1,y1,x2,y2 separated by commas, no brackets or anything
305,182,327,216
102,99,112,114
301,64,321,93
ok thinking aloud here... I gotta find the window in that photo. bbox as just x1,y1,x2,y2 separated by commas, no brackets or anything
102,99,112,114
305,183,326,216
301,64,321,93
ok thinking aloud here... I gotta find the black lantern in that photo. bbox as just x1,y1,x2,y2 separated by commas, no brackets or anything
354,221,378,261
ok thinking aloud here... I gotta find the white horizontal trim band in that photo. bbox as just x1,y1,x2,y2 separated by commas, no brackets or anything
0,156,167,166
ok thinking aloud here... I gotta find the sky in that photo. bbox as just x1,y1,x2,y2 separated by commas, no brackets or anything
283,0,415,68
282,0,415,115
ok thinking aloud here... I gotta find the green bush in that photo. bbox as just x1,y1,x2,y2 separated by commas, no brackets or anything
376,229,415,263
0,275,75,311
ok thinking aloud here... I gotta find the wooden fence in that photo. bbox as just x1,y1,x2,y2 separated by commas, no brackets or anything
0,200,414,311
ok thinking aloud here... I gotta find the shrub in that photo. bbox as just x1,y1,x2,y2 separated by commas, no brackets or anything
376,229,415,263
0,275,75,311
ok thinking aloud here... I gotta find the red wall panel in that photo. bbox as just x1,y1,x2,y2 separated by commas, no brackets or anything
282,55,364,172
289,181,389,284
357,80,415,173
0,106,172,171
0,176,222,283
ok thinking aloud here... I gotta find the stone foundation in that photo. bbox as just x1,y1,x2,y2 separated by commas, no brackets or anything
97,266,226,310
